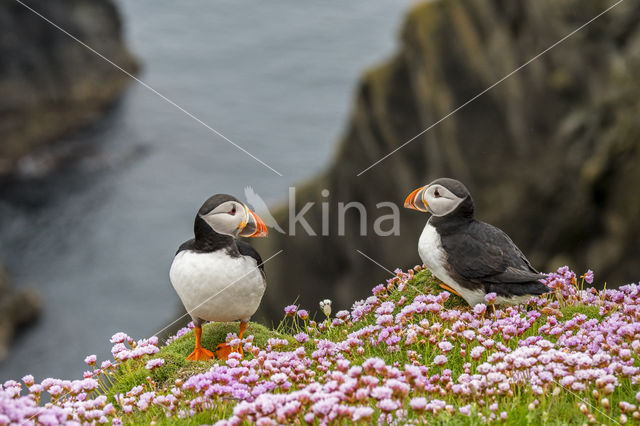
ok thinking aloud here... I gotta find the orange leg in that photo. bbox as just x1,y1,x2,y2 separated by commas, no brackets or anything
439,282,462,297
186,326,214,361
216,321,246,360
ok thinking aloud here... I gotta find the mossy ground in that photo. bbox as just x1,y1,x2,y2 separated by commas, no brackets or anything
104,322,290,401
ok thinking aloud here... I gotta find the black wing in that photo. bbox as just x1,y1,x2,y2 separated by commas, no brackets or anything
441,220,544,285
237,240,266,276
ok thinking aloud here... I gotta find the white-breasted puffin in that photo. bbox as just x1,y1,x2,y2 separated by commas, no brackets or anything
404,178,549,306
170,194,268,361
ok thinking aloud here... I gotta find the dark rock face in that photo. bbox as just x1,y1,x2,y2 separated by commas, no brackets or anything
253,0,640,320
0,0,136,355
0,264,42,362
0,0,138,174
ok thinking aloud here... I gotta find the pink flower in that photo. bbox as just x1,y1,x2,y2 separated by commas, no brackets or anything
294,333,309,343
284,305,297,316
438,341,454,353
473,304,487,316
297,310,309,320
371,386,393,400
110,332,130,344
372,284,386,296
410,397,427,411
583,270,594,285
470,346,485,360
433,355,448,366
145,358,165,370
378,399,399,412
336,310,350,320
84,354,97,366
352,406,374,421
459,404,471,415
485,293,497,304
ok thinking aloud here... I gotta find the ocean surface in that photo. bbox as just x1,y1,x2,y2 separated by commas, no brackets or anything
0,0,414,381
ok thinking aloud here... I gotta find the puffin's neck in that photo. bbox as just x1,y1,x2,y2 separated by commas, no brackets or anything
193,215,239,254
428,197,475,234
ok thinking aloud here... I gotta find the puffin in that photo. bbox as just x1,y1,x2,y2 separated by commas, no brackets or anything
169,194,268,361
404,178,549,306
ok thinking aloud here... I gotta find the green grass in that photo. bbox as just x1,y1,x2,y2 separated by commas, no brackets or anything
105,322,288,401
406,268,467,308
100,269,639,425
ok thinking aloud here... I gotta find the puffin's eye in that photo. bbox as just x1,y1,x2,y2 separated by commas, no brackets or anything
434,189,441,198
230,206,237,215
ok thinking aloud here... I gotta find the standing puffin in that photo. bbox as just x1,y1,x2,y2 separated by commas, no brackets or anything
404,178,549,306
170,194,268,361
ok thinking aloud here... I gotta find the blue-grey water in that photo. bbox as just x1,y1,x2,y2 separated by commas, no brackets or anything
0,0,414,381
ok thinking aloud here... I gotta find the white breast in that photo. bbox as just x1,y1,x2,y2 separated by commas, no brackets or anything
418,222,485,306
169,250,266,322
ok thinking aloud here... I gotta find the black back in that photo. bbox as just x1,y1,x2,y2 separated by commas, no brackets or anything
426,179,547,295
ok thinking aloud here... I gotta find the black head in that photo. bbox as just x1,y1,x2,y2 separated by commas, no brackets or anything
193,194,268,251
198,194,241,216
404,177,474,220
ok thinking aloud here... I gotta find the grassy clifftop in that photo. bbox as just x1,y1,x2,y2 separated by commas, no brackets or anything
4,266,634,425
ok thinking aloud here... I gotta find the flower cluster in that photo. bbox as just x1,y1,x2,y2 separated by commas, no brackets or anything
1,266,640,425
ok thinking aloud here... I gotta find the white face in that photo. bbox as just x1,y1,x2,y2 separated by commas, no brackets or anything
200,201,248,236
423,184,466,217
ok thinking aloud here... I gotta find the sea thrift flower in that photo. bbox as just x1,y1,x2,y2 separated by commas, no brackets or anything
372,284,386,295
284,305,297,316
438,341,454,353
410,397,427,411
473,304,487,316
84,354,97,366
471,346,485,360
110,332,130,344
433,355,448,366
294,333,309,343
378,398,399,412
297,309,309,320
145,358,165,370
583,270,594,285
352,406,374,421
485,292,497,304
336,310,350,320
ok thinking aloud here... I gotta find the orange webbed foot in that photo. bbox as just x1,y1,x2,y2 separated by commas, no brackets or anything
215,342,243,360
186,325,214,361
439,282,462,297
187,346,214,361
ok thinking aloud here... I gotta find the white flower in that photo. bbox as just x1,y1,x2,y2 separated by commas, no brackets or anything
319,299,332,317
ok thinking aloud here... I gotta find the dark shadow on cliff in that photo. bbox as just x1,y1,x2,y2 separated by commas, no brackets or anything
252,0,640,322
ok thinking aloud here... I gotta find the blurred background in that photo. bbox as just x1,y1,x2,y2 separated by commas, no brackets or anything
1,0,639,381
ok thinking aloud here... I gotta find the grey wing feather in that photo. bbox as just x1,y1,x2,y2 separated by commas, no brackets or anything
442,221,543,285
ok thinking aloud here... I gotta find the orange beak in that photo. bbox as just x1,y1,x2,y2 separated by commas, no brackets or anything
239,208,268,237
404,186,429,212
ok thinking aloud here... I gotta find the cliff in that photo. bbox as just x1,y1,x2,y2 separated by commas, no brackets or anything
0,0,137,355
0,0,138,174
0,263,41,362
254,0,640,319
